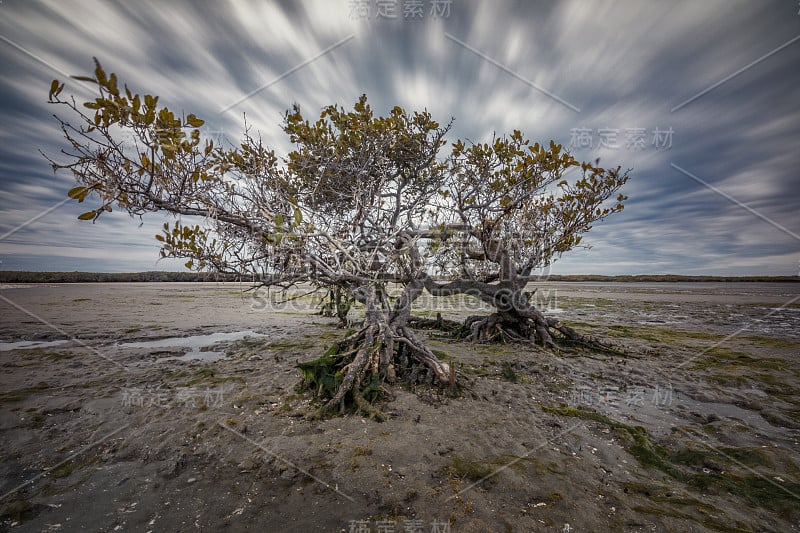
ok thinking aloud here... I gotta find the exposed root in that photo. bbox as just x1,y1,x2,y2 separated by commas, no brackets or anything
317,286,354,326
298,319,452,418
406,308,618,355
353,393,387,422
299,300,620,419
462,310,618,354
407,313,464,333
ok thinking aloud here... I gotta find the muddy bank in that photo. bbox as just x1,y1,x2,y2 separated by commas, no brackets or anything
1,283,798,532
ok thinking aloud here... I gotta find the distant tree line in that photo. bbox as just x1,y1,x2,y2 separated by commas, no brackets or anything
546,274,800,283
0,271,796,284
0,271,240,283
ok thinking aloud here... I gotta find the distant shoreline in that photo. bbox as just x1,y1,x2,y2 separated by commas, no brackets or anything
1,271,798,283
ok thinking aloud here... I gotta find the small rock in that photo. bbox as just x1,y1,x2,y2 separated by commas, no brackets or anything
187,477,197,483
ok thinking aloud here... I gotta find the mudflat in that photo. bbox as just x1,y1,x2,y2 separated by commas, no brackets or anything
1,282,799,532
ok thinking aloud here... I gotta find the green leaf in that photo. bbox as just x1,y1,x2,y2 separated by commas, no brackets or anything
275,213,284,227
108,73,119,96
93,58,107,85
78,211,96,220
186,114,204,127
67,186,88,202
49,79,59,100
185,260,193,269
71,75,98,83
293,208,302,226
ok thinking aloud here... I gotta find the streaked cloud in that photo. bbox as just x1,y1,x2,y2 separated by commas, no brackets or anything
0,0,797,275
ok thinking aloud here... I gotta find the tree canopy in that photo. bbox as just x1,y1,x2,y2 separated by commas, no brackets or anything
46,59,629,414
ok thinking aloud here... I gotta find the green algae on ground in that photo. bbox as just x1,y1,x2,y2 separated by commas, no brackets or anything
501,362,518,382
740,336,800,349
605,325,727,344
691,351,789,371
542,405,800,517
0,381,51,403
21,349,78,362
182,367,245,387
430,349,452,361
232,337,268,349
267,340,315,350
51,455,101,479
541,406,673,470
0,500,46,525
670,446,773,470
442,454,496,482
632,505,753,533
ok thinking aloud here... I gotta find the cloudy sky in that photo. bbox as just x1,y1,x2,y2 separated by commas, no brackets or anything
0,0,798,275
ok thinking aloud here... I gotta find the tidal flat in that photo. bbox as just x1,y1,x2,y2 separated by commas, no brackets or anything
0,281,798,532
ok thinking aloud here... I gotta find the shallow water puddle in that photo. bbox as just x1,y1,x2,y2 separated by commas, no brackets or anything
118,330,267,362
0,339,69,351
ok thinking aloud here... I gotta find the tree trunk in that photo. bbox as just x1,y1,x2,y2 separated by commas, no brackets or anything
318,286,352,326
420,275,585,346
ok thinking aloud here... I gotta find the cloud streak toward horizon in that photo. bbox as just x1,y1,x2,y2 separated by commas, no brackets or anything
0,0,798,275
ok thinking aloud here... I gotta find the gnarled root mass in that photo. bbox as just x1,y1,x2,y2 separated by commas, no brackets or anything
464,312,581,345
298,317,452,419
409,308,618,354
406,308,584,347
300,287,616,418
462,310,621,355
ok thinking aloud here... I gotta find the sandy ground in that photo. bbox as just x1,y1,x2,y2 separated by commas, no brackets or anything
0,282,799,532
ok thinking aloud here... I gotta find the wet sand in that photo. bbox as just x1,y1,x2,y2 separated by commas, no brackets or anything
1,282,799,532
